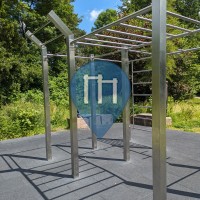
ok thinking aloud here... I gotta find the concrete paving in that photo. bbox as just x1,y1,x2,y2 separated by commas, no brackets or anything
0,124,200,200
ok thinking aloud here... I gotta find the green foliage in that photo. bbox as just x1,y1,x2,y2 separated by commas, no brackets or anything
49,71,69,107
175,0,200,20
92,9,118,31
51,105,69,128
0,89,70,141
167,98,200,132
119,0,150,14
0,0,200,141
0,100,44,140
0,0,84,105
118,0,200,99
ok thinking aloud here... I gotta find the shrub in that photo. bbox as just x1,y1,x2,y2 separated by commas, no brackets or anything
0,100,44,140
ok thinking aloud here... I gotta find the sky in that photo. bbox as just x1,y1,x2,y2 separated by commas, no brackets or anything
72,0,122,33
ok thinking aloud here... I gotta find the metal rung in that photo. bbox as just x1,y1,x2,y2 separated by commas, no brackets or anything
132,69,152,73
133,105,152,108
44,33,64,45
133,82,152,85
133,94,152,97
32,21,51,35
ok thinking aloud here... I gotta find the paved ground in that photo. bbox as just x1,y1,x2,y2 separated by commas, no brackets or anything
0,124,200,200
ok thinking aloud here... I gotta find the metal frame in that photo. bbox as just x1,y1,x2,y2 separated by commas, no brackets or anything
25,3,200,200
90,54,98,150
25,31,52,161
121,49,130,161
152,0,167,199
47,11,79,178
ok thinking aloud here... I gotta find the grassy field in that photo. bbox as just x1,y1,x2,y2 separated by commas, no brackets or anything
132,97,200,133
167,98,200,133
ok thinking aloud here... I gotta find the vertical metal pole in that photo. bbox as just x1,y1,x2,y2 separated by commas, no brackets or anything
67,35,79,178
90,54,97,149
41,46,52,161
121,49,130,161
152,0,167,199
166,81,168,113
131,61,135,129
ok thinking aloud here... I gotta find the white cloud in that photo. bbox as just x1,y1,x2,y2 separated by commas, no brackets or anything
90,9,103,21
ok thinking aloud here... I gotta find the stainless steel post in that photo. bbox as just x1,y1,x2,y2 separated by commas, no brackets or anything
131,61,135,129
67,35,79,178
90,55,98,149
47,10,79,178
152,0,167,199
121,49,130,161
41,46,52,161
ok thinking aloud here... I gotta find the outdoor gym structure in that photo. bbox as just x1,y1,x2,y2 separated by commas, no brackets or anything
26,0,200,199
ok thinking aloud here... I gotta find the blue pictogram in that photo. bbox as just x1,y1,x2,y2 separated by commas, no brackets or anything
70,61,130,138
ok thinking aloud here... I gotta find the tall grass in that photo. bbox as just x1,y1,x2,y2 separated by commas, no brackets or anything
130,97,200,133
0,93,199,141
0,98,69,141
167,98,200,133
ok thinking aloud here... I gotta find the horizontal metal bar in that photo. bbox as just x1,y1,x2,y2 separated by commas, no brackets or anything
133,82,152,85
167,11,200,26
133,105,152,108
130,46,200,62
95,34,150,44
129,49,152,55
95,50,121,58
84,38,138,47
94,57,122,63
136,16,192,32
32,21,51,36
168,47,200,55
44,33,64,45
47,54,122,63
72,5,152,44
76,41,128,49
75,56,122,63
107,29,152,40
95,36,151,51
133,94,152,96
132,69,152,73
47,54,67,57
120,23,152,32
133,42,152,49
130,56,152,62
75,56,90,59
168,28,200,40
120,23,175,37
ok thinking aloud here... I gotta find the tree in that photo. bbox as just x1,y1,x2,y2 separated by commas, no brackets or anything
175,0,200,20
91,0,200,100
119,0,150,14
119,0,200,99
92,9,118,31
0,0,84,105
